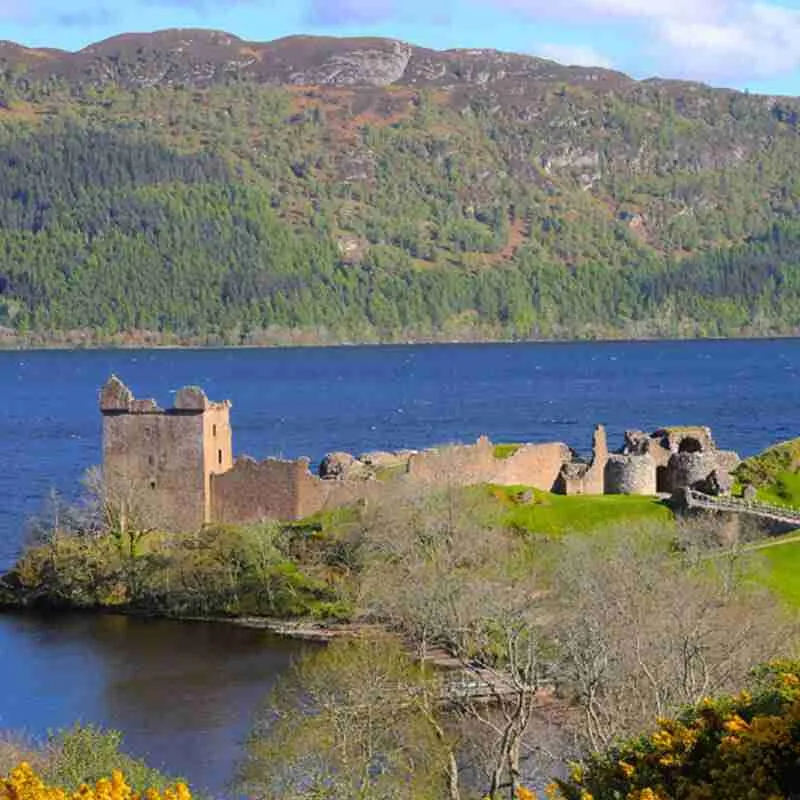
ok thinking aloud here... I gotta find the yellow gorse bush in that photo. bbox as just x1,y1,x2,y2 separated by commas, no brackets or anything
0,763,191,800
550,661,800,800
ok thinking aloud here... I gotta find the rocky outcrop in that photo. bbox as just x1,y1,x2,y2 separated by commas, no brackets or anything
286,40,412,87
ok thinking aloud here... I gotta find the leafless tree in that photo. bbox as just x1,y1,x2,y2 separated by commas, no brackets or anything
239,637,453,800
358,480,553,799
551,522,796,752
82,466,163,558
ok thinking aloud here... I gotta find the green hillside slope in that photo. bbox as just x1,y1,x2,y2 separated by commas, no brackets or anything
1,31,800,344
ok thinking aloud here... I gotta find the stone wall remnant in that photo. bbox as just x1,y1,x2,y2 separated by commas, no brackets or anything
663,449,740,496
556,425,608,495
99,375,134,413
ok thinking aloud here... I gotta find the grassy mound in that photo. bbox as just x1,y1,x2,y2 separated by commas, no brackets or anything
735,438,800,507
485,486,673,537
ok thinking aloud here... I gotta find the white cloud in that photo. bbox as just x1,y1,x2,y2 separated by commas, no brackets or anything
489,0,800,83
496,0,722,24
307,0,396,24
0,0,28,21
653,2,800,80
539,42,613,68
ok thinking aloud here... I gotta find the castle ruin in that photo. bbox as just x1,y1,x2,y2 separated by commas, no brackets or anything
100,376,741,532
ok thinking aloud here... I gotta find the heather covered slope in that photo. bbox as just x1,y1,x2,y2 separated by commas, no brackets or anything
1,31,800,343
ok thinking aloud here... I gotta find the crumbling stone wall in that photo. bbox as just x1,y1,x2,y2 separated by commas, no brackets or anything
654,427,716,454
407,437,497,485
494,442,572,490
663,452,719,494
556,426,608,495
211,455,380,523
211,457,314,523
663,450,741,495
623,430,672,467
406,437,571,491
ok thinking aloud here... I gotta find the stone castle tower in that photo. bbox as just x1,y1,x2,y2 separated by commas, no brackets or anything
99,376,233,531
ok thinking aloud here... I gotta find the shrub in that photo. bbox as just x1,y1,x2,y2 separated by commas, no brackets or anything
9,522,350,621
550,660,800,800
0,762,190,800
42,725,180,794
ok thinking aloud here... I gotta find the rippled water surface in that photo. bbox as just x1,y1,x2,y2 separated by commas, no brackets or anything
0,612,306,796
2,340,800,792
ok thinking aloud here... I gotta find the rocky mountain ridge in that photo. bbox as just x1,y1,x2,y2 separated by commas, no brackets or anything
0,28,669,93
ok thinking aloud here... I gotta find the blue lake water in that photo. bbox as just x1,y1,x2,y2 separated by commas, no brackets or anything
2,339,800,793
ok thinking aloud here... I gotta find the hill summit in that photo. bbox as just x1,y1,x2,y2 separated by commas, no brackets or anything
0,30,631,90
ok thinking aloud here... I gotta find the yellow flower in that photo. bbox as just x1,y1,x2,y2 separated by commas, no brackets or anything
651,730,673,749
724,714,750,734
627,789,668,800
619,761,635,779
0,764,191,800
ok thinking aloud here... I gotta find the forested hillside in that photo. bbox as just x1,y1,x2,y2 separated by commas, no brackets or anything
1,30,800,344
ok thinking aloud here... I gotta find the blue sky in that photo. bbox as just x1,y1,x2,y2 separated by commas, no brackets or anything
2,0,800,95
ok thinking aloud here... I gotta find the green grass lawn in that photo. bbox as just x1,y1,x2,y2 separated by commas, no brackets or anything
483,486,674,536
493,444,523,460
753,472,800,508
745,537,800,608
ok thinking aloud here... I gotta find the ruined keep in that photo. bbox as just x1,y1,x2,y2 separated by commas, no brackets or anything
99,377,742,532
100,375,233,531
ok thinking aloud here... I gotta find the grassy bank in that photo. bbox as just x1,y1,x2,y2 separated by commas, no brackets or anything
735,437,800,507
759,541,800,606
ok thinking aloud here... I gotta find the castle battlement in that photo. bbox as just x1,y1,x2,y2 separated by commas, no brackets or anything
100,375,231,415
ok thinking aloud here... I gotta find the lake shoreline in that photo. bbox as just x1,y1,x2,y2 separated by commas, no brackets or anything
3,330,800,352
0,599,367,642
